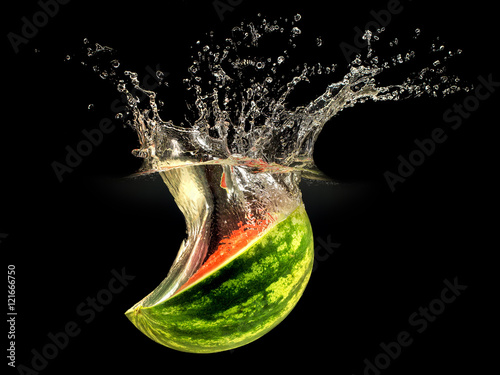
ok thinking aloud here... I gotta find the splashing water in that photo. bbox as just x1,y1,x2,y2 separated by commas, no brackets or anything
85,20,464,176
82,15,467,351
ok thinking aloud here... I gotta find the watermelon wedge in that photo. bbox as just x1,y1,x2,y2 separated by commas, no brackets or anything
125,203,314,353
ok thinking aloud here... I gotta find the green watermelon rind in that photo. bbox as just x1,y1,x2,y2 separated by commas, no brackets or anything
126,203,314,353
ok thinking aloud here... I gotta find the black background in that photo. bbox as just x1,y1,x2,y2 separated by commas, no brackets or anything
2,0,497,374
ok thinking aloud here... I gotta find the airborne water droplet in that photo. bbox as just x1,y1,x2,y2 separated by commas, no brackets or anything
405,51,416,61
389,37,399,47
117,80,127,92
77,22,474,346
83,17,470,225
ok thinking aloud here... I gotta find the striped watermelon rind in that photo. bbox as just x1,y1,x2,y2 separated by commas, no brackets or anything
125,203,314,353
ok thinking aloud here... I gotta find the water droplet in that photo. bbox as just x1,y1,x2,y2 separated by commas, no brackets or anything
294,14,301,22
277,56,285,64
316,37,323,47
256,61,265,69
65,55,71,61
265,77,273,83
389,38,399,47
405,51,416,61
88,104,94,111
115,113,123,120
291,27,301,36
83,38,89,44
111,59,120,68
117,81,127,92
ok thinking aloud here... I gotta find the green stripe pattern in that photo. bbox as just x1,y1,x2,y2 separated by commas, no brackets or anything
125,203,314,353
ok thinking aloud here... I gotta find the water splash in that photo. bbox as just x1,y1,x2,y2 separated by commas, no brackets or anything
81,15,468,351
82,16,467,296
82,18,464,181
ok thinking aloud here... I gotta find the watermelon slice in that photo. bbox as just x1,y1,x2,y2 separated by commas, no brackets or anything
125,203,314,353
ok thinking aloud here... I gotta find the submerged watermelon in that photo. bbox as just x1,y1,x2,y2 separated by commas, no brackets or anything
125,203,314,353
